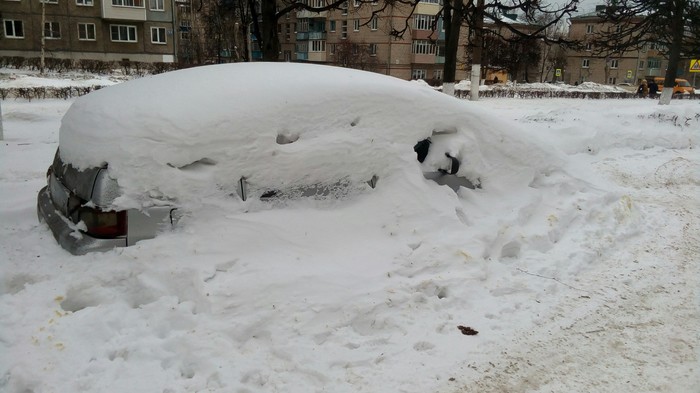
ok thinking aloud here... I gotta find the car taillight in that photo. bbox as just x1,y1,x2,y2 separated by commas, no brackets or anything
78,207,127,238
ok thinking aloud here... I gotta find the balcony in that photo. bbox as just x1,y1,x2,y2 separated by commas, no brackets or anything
412,53,437,64
296,9,328,18
102,0,146,21
412,29,439,40
296,31,327,41
308,52,326,62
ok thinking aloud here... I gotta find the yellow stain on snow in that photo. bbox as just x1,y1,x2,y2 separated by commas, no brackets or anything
459,250,472,260
621,195,633,211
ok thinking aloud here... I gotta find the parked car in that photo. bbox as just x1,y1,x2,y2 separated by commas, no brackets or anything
653,77,695,95
38,63,483,254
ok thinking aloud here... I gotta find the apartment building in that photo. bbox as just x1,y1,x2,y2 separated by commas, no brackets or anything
1,0,178,63
277,0,467,82
566,5,697,86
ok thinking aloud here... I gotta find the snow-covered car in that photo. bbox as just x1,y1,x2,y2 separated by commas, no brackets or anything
37,63,500,255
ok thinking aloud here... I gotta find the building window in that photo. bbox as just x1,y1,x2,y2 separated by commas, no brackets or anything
585,42,592,51
4,20,24,38
112,0,144,7
370,15,378,30
341,20,347,39
412,40,435,55
341,1,348,15
614,25,621,33
110,24,137,42
151,27,166,44
610,59,618,69
369,43,377,56
353,19,360,32
180,19,191,40
76,0,93,5
149,0,163,10
412,69,427,80
638,60,644,70
649,42,664,51
586,24,593,34
296,42,308,53
41,0,58,4
44,21,61,39
330,20,336,32
353,0,360,7
608,77,616,84
310,40,325,52
298,19,309,32
329,43,336,55
414,14,435,31
434,69,443,80
582,58,590,68
78,23,96,40
647,58,661,69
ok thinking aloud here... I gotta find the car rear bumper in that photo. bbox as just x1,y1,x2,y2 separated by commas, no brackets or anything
37,186,127,255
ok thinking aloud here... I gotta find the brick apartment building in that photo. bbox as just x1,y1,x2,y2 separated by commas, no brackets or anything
1,0,550,84
1,0,178,63
565,5,698,87
276,0,466,82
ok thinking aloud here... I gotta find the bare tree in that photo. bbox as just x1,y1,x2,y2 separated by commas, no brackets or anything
201,0,240,63
481,33,541,82
592,0,700,105
440,0,580,100
539,42,567,82
333,39,381,71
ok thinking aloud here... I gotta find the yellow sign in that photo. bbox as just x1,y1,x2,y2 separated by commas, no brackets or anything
627,70,633,79
555,69,561,77
690,59,700,72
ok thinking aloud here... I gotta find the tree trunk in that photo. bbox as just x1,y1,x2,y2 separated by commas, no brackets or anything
469,0,484,101
659,2,685,105
442,0,463,96
260,0,280,61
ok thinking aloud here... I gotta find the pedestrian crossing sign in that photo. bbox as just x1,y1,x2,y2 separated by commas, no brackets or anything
691,59,700,72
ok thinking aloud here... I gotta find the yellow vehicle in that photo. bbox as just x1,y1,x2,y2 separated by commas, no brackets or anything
653,77,696,95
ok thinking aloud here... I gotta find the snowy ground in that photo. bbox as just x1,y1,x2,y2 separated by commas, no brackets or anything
1,82,699,392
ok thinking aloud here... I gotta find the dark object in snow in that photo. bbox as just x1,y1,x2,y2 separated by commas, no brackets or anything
458,325,479,335
414,138,431,163
439,153,460,175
